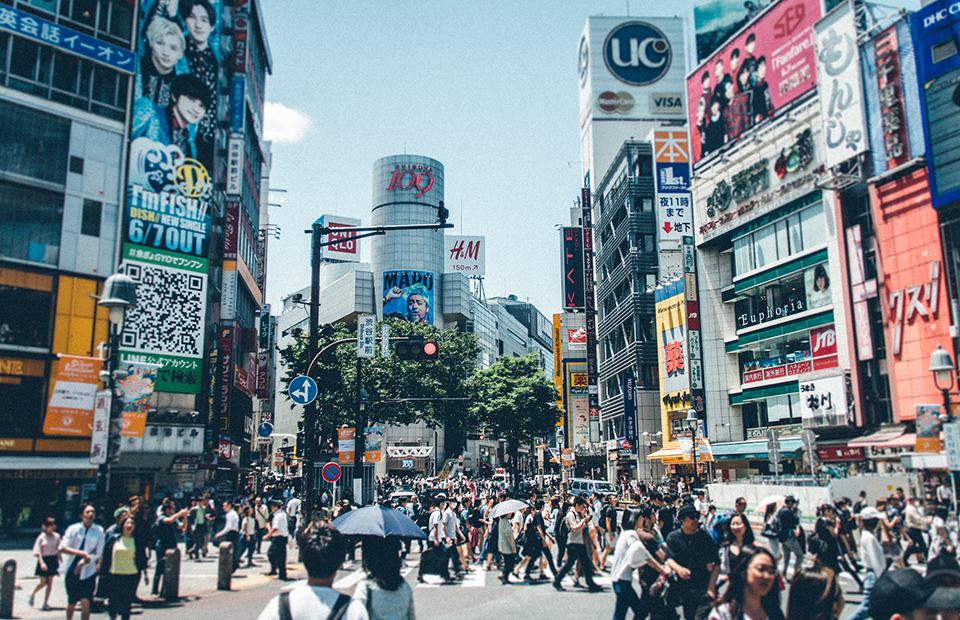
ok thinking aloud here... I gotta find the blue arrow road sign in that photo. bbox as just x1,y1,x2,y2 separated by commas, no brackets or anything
257,423,274,438
289,375,318,405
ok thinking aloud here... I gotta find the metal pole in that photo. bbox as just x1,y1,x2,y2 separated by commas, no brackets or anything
352,357,364,505
302,223,322,525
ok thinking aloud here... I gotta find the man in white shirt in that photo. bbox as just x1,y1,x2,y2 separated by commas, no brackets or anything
442,500,464,574
263,499,290,580
286,496,302,540
60,503,105,620
256,523,368,620
849,507,887,620
216,499,241,572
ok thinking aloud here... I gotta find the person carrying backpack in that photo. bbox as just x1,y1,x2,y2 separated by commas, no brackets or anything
256,523,368,620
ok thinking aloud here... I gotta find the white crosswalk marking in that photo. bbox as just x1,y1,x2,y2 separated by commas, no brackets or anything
460,569,486,587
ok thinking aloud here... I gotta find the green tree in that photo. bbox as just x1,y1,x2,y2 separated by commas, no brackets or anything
278,319,481,455
469,353,560,488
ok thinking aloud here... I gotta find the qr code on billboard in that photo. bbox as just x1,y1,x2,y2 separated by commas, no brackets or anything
119,261,206,357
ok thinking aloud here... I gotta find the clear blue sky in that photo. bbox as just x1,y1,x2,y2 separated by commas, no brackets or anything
258,0,916,318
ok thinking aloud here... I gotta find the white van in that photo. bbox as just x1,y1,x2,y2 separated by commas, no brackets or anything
568,477,617,497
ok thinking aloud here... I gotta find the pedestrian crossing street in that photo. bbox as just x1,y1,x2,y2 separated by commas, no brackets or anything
409,566,615,589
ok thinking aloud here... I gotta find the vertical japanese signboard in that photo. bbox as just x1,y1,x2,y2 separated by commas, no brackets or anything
656,279,690,441
655,131,693,242
815,0,867,167
561,228,585,309
622,371,637,448
582,189,600,443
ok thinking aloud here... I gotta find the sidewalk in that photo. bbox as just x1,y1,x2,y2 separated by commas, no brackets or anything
1,542,306,618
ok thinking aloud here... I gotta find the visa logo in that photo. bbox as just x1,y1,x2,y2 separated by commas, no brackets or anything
654,97,682,107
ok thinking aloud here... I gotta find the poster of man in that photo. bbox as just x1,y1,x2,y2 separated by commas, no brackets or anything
382,271,435,324
132,0,220,176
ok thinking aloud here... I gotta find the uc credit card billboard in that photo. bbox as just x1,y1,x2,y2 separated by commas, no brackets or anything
687,0,821,166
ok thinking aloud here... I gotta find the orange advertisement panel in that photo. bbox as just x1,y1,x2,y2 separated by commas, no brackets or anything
873,168,952,422
118,362,158,437
337,427,383,464
42,355,102,436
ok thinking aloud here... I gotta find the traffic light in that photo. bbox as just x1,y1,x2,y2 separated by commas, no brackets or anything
437,201,449,225
296,431,304,457
395,335,439,360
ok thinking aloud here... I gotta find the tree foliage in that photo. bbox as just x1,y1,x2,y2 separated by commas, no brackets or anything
279,319,481,447
469,353,560,486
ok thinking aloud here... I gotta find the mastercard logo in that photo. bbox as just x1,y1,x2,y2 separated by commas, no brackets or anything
598,91,634,113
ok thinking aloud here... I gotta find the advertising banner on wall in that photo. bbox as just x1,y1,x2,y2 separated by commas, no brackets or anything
553,314,562,414
799,375,848,427
656,279,689,441
655,131,694,243
687,0,821,166
861,19,923,176
444,235,485,275
118,247,207,393
912,0,960,209
119,362,158,437
568,370,590,446
916,404,942,453
317,215,361,263
119,0,225,393
695,0,770,62
382,271,435,324
815,1,867,167
43,355,102,436
578,17,687,124
622,371,637,447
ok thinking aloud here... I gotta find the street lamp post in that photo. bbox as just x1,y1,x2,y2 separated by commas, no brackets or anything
95,273,138,521
686,409,700,489
931,344,956,419
641,430,661,485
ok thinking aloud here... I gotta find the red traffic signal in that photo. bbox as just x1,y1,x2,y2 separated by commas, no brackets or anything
396,336,439,360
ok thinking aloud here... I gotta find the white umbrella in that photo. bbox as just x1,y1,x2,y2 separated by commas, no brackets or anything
753,494,786,513
488,499,529,519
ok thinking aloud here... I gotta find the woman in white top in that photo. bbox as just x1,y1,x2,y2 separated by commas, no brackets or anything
239,504,258,567
610,508,670,620
847,508,886,620
353,537,415,620
29,517,60,610
707,545,784,620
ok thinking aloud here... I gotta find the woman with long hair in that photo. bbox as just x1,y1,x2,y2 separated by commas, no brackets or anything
928,505,953,560
708,545,785,620
354,537,415,620
721,512,756,580
786,565,844,620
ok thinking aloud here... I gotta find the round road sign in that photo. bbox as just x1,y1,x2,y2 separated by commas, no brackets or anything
289,375,318,405
321,462,341,483
257,422,274,438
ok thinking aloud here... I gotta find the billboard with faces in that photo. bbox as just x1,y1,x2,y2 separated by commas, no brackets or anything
125,0,222,259
687,0,821,166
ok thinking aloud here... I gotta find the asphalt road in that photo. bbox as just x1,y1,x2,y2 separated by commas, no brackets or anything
2,541,899,620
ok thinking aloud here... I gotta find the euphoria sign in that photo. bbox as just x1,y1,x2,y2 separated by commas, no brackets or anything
603,22,672,86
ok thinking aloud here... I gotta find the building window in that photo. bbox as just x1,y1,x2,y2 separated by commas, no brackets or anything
69,156,84,174
0,181,63,265
0,281,53,348
733,202,825,277
81,198,101,236
0,99,70,185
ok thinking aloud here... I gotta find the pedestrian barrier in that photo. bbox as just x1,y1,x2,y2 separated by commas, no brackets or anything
0,560,14,619
217,542,233,591
161,548,180,601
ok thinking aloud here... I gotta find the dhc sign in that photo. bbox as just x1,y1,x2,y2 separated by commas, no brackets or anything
603,22,672,86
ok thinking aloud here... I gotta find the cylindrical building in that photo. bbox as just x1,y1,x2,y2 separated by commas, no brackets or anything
371,155,445,325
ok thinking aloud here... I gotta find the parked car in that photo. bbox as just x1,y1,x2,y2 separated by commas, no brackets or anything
568,477,617,498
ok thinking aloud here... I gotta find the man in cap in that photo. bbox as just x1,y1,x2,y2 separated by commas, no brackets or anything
868,568,960,620
665,502,720,620
263,499,290,580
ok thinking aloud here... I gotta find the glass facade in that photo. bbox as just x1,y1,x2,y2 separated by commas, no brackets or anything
733,202,825,276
